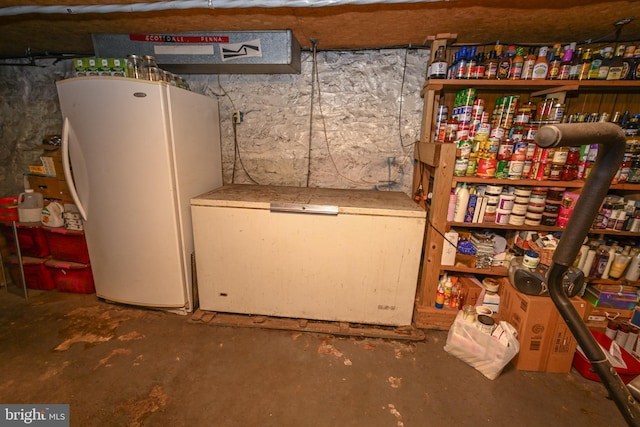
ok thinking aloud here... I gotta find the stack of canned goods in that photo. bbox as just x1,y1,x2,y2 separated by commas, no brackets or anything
437,88,596,181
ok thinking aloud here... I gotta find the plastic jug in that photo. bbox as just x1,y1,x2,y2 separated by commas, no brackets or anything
41,201,64,228
18,189,43,223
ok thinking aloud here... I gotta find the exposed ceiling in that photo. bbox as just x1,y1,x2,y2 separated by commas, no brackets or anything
1,0,640,59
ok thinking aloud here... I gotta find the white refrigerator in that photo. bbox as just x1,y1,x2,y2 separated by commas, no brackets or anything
56,77,222,313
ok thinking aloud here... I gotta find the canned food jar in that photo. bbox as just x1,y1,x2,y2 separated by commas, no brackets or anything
549,103,566,123
547,187,566,201
549,164,563,180
126,54,143,79
495,160,509,178
512,202,529,215
541,213,559,226
509,213,526,226
561,164,579,181
476,315,496,334
507,160,524,179
497,140,514,160
537,98,558,122
476,158,497,178
454,158,469,176
524,215,542,226
529,193,548,205
527,202,546,213
495,209,511,224
543,200,561,214
486,185,503,195
141,55,161,81
498,194,516,210
513,186,532,197
522,251,540,268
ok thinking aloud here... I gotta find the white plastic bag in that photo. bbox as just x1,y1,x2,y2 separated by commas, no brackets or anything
444,311,520,380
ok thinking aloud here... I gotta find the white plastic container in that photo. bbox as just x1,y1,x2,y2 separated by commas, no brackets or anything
18,189,43,223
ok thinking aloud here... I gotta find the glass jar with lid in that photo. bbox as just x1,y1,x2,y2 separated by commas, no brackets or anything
141,55,160,81
126,54,143,79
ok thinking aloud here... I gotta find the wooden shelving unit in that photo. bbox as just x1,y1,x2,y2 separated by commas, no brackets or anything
412,37,640,330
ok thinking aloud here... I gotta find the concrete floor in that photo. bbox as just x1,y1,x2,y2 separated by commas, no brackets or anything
0,289,629,427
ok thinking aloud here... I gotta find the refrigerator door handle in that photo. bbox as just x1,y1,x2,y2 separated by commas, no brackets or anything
61,117,88,221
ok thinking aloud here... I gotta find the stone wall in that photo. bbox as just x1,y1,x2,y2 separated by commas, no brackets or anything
0,48,428,198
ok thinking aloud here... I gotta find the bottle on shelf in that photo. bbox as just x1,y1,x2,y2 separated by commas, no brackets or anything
606,44,626,80
521,46,537,80
548,44,563,79
428,45,449,79
435,277,445,309
600,246,616,279
465,46,477,79
473,50,486,79
497,45,515,79
558,45,573,80
589,245,610,278
455,46,469,79
625,249,640,282
509,46,524,80
484,49,499,79
453,183,470,223
597,46,613,79
532,46,549,80
568,46,582,80
622,45,637,80
588,48,603,80
578,48,593,80
609,247,631,279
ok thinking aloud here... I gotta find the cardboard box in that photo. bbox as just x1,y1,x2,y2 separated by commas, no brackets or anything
498,278,587,373
27,175,63,200
457,274,483,307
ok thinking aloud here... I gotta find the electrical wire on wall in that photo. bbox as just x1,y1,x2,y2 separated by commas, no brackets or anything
309,45,419,189
306,39,318,187
204,75,259,184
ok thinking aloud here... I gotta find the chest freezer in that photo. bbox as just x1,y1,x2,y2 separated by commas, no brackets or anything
190,184,426,326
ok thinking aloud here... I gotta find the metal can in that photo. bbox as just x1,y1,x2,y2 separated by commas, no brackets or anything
523,124,538,141
454,158,469,176
507,160,524,179
466,155,478,176
495,160,509,178
497,140,514,160
476,158,497,177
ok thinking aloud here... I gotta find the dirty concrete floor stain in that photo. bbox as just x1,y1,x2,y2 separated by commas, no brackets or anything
0,290,628,426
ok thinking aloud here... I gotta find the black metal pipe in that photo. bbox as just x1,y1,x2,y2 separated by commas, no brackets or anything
535,122,640,427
